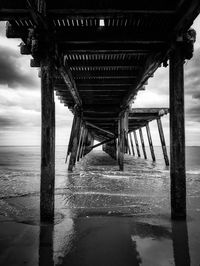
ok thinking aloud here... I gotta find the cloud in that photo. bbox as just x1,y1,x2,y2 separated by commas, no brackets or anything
0,44,39,88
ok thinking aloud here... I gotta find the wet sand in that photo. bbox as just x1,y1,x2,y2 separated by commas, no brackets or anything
0,150,200,266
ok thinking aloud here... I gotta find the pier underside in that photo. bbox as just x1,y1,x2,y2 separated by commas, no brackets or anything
1,0,200,220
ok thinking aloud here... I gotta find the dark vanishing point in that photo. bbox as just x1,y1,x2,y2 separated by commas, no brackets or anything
0,0,200,265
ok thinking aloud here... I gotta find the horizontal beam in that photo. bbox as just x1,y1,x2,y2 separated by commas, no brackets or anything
130,108,169,115
66,59,142,68
83,105,120,113
47,9,176,16
76,78,136,85
56,29,165,43
73,70,138,78
86,122,115,137
90,137,116,150
60,43,164,52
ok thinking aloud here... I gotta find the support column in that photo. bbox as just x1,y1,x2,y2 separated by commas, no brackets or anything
134,131,140,157
68,111,82,171
76,124,84,162
170,43,185,219
146,123,156,162
124,111,129,154
40,56,55,222
65,114,76,163
157,117,169,166
77,125,85,161
139,128,147,159
129,132,135,156
118,113,125,171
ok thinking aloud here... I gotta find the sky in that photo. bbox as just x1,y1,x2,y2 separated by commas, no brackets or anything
0,16,200,146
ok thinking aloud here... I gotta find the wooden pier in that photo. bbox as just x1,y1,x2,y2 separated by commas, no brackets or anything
0,0,199,221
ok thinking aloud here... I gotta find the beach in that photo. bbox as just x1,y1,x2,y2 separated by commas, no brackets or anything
0,146,200,265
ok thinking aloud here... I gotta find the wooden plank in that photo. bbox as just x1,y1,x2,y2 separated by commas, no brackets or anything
157,117,169,166
40,56,55,222
139,128,147,159
170,44,186,219
146,123,156,162
133,131,140,157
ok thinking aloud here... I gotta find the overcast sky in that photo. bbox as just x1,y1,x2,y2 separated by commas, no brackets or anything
0,16,200,146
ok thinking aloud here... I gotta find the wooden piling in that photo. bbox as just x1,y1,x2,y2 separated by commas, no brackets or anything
133,131,141,157
170,44,186,219
65,114,76,163
129,132,135,156
157,117,169,166
40,56,55,222
124,111,129,154
118,114,125,171
76,124,84,162
139,128,147,159
68,111,82,171
77,125,85,161
146,123,156,162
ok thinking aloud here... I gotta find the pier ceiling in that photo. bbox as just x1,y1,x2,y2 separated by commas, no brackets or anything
1,0,199,136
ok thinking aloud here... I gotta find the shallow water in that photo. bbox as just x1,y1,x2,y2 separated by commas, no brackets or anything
0,146,200,265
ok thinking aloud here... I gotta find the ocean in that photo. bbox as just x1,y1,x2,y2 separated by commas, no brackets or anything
0,145,200,266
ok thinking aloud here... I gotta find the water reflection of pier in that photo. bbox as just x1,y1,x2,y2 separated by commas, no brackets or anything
39,215,191,266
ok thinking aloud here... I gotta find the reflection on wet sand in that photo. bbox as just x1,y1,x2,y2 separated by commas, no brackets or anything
39,224,54,266
172,221,190,266
38,212,191,266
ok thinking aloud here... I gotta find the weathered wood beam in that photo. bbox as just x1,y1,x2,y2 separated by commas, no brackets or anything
56,29,165,43
48,9,176,16
146,123,156,162
72,70,138,78
76,79,136,85
83,117,118,121
26,0,48,29
86,122,115,138
68,111,82,171
67,60,142,68
76,124,84,162
91,137,116,150
40,56,55,222
133,131,140,157
130,108,169,115
65,113,77,163
55,62,82,106
118,114,124,171
157,117,169,166
139,128,147,159
170,43,186,219
60,43,163,53
129,132,135,156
